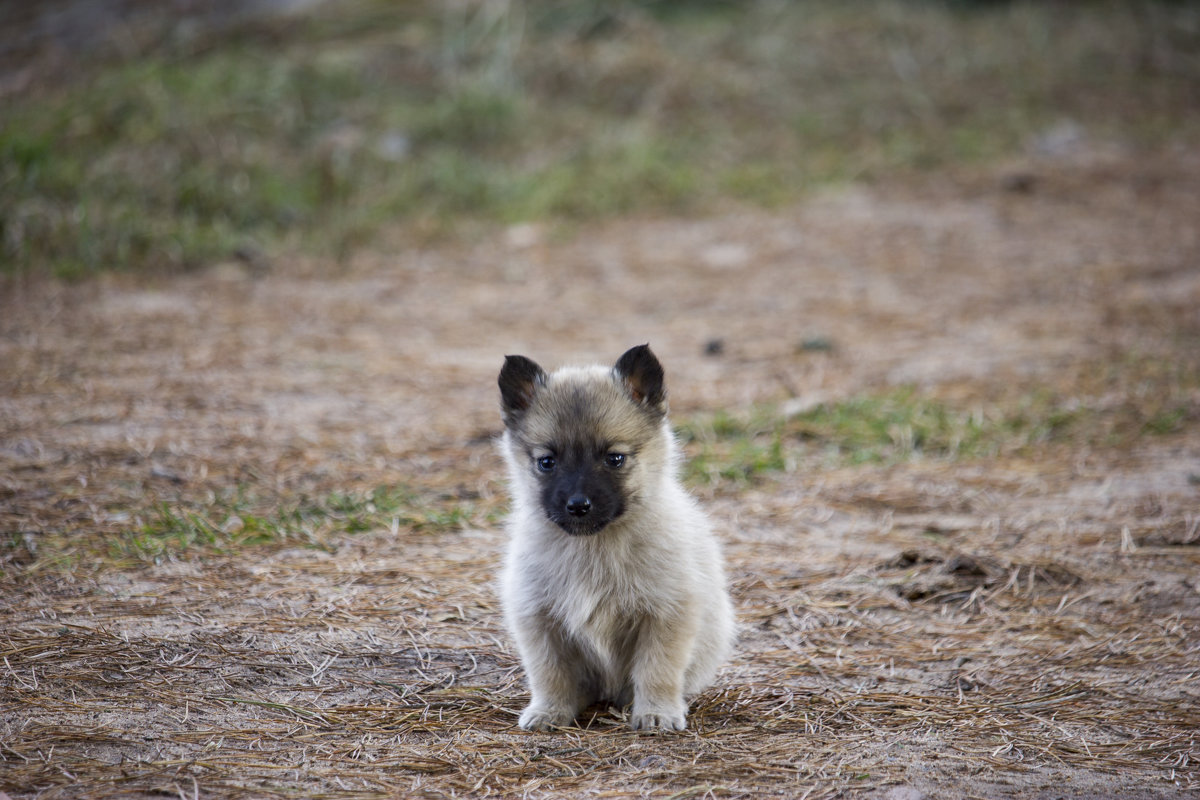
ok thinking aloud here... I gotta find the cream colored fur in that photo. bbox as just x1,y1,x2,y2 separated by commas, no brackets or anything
499,364,734,732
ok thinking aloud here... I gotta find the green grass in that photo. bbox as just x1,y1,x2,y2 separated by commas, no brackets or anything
679,409,786,483
680,366,1198,485
680,390,1010,484
3,0,1197,277
119,485,478,561
0,485,478,573
788,390,1003,465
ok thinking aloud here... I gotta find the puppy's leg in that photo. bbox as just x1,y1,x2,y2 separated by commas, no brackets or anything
513,614,588,731
629,615,697,731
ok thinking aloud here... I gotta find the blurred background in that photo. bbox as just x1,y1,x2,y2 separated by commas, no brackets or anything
3,0,1198,279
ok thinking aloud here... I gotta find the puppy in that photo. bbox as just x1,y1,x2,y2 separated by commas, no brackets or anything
497,344,734,731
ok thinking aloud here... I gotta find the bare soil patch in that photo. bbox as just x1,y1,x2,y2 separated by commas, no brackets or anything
2,150,1199,798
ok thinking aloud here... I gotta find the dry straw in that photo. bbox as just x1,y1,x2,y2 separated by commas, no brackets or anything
3,504,1198,798
4,141,1200,798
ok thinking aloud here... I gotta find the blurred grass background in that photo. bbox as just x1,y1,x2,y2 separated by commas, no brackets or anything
2,0,1198,278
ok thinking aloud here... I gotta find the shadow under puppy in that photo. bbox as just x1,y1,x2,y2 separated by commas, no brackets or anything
498,344,734,731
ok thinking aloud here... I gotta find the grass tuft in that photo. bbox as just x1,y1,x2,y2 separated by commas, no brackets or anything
102,485,477,564
681,357,1199,485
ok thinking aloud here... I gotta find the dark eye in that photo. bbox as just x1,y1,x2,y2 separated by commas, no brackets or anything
536,455,556,472
605,453,626,468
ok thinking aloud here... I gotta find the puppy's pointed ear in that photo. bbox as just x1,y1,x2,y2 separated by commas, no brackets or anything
614,344,666,412
499,355,546,427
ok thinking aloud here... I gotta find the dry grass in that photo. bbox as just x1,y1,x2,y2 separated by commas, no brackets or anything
3,508,1197,798
4,41,1200,796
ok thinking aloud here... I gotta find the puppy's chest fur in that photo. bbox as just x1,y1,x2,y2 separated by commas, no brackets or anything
529,523,675,682
531,519,671,626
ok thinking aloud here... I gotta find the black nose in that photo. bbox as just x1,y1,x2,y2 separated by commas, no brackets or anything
565,495,592,517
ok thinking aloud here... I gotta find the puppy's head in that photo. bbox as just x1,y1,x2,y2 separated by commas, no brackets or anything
499,344,668,536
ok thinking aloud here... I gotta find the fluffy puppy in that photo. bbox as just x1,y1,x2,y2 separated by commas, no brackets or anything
498,344,734,732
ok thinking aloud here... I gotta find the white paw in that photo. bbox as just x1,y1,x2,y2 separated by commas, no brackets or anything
518,705,574,731
629,707,686,732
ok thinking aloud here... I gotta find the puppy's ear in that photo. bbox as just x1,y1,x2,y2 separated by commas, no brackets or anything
499,355,546,427
614,344,666,412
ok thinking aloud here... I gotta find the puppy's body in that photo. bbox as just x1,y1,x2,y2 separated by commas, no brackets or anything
498,346,734,732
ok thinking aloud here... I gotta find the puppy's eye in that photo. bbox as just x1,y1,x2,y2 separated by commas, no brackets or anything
605,453,626,468
536,455,556,472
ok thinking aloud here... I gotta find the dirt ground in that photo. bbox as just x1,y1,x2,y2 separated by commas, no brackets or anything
2,146,1199,799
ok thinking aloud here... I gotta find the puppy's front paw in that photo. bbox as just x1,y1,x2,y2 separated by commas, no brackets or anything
518,705,574,731
629,707,686,732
